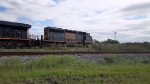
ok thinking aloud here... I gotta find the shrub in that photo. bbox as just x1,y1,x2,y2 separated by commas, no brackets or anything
104,56,117,64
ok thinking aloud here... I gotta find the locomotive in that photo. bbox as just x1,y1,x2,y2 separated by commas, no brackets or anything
0,20,93,48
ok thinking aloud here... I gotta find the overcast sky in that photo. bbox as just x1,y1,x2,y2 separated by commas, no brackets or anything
0,0,150,42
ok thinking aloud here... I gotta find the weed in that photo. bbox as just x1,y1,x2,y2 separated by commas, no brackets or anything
0,55,149,84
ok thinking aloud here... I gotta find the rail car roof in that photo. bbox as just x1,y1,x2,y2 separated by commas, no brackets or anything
0,20,31,29
46,26,87,33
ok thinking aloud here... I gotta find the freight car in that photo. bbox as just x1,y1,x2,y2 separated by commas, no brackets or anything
0,20,93,48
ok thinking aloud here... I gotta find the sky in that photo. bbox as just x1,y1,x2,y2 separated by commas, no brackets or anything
0,0,150,42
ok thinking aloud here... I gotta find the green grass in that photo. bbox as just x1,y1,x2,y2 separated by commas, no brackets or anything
0,55,150,84
90,43,150,52
0,46,92,52
1,43,150,52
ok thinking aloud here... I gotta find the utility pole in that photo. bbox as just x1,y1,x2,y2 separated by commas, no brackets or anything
114,32,117,41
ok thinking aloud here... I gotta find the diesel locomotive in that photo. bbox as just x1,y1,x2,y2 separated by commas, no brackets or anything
0,20,93,48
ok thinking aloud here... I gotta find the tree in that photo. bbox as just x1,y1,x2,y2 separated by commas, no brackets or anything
102,39,119,44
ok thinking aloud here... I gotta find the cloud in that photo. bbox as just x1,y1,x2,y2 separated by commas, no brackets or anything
0,0,150,42
121,2,150,19
122,3,150,12
0,13,17,21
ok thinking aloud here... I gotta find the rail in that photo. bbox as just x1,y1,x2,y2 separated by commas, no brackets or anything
0,51,150,56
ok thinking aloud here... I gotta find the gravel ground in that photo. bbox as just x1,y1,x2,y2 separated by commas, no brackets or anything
74,54,150,64
0,54,150,64
0,55,43,64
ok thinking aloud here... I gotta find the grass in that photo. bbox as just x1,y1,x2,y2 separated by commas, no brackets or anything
1,43,150,52
0,55,150,84
90,43,150,52
0,46,92,52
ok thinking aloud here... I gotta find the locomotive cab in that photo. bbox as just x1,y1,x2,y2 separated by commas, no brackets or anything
85,33,93,44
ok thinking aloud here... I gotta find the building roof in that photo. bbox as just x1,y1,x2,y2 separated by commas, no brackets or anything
0,20,31,29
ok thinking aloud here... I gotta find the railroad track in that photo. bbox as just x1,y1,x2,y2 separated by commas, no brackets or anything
0,51,150,56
